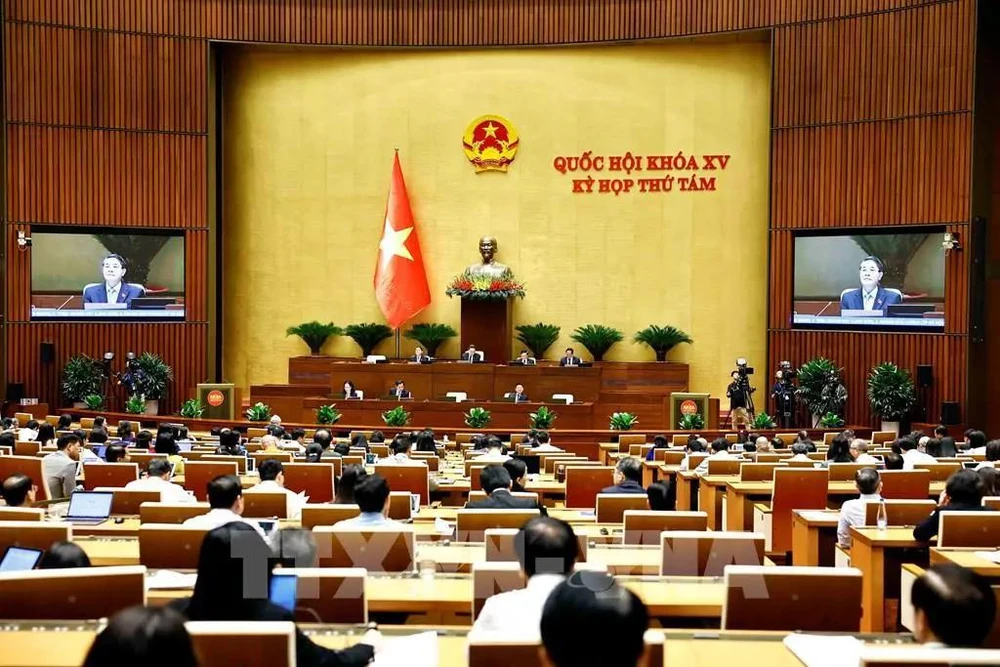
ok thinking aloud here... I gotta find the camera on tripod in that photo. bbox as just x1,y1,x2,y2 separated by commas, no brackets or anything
735,358,754,377
777,360,796,382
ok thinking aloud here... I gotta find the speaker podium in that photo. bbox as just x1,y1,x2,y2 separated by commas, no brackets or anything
460,298,513,365
196,383,240,420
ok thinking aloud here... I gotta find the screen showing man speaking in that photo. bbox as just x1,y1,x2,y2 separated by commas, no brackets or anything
30,230,185,320
792,231,944,330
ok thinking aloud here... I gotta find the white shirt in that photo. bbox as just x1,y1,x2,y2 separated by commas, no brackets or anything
388,453,426,467
530,444,563,453
125,476,196,503
902,449,937,470
182,508,266,538
975,461,995,471
863,289,877,311
837,493,882,547
854,453,879,465
475,451,511,463
334,512,395,528
243,479,304,520
106,282,121,303
18,428,38,442
469,574,564,639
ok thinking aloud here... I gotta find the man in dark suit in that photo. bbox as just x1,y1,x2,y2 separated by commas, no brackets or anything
82,254,145,305
462,345,481,362
511,383,529,403
913,470,994,542
465,464,546,515
839,255,903,315
559,347,582,367
388,380,411,399
409,347,432,364
510,349,536,366
600,457,645,494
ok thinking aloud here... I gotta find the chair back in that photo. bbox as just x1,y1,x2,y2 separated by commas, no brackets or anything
300,504,360,529
770,468,830,554
707,459,742,476
596,493,651,523
656,450,686,465
139,502,210,524
138,524,208,569
687,453,710,470
565,466,615,509
871,431,896,446
343,455,364,468
823,432,838,445
129,452,168,469
484,528,520,562
281,462,336,503
242,491,288,519
722,565,863,632
374,464,430,505
827,462,875,482
456,509,540,542
96,487,162,515
740,463,781,482
0,456,49,501
202,454,248,474
0,506,45,521
409,453,440,471
371,444,390,458
250,451,293,467
624,510,708,546
660,531,764,576
279,568,367,624
618,434,646,449
912,462,962,482
14,441,40,457
629,444,654,458
938,511,1000,548
863,499,936,526
543,456,586,475
456,432,482,444
387,491,414,521
182,461,239,501
468,630,664,667
79,417,95,429
314,526,416,573
44,415,61,427
468,491,539,505
349,430,373,440
775,433,798,446
754,453,792,464
472,561,524,619
247,427,268,438
0,565,146,620
0,521,70,552
186,621,295,667
554,460,603,483
879,469,932,499
82,462,139,490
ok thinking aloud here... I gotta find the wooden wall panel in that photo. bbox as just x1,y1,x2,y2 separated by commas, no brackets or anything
6,126,206,227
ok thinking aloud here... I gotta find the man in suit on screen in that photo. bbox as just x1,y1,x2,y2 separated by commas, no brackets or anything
82,254,144,305
839,255,902,315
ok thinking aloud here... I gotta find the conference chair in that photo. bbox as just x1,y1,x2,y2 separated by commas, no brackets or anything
95,487,161,515
871,431,896,446
484,527,590,564
752,468,830,554
82,462,139,490
301,504,361,529
472,561,525,619
938,512,1000,548
79,418,95,429
0,565,146,620
754,453,792,464
241,491,288,519
468,491,539,505
625,510,709,546
554,460,603,483
911,461,962,482
542,455,585,475
565,466,615,509
139,502,209,524
182,461,239,501
456,509,540,542
706,458,742,476
138,524,209,569
371,444,390,458
628,444,654,458
0,445,11,456
44,415,61,427
671,434,690,446
13,441,40,457
596,493,651,523
879,469,931,500
186,621,295,667
247,427,268,439
823,432,839,446
281,462,336,503
409,452,440,471
456,433,482,445
863,499,936,526
375,463,429,506
775,433,798,446
618,434,646,451
313,525,416,573
722,565,863,632
0,506,44,521
653,450,686,465
202,454,248,474
686,453,710,471
343,454,365,468
0,522,69,553
827,462,875,482
129,452,168,469
249,451,293,467
467,630,664,667
739,463,781,482
660,531,764,576
387,491,414,521
278,568,367,624
807,452,826,461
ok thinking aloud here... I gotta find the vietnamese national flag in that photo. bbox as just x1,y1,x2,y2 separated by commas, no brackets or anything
374,152,431,329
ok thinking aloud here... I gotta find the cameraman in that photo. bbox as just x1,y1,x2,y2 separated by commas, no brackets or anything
726,371,747,410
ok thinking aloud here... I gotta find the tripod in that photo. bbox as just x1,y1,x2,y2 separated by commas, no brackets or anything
773,381,796,428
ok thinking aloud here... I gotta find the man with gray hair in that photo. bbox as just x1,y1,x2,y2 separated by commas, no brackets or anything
849,438,879,465
272,527,318,568
837,467,882,547
601,457,645,494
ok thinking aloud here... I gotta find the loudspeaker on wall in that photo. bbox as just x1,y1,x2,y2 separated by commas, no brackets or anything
916,365,933,387
40,342,55,364
941,401,960,426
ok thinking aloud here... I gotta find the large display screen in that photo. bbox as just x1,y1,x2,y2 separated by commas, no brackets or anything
30,230,185,321
792,230,945,331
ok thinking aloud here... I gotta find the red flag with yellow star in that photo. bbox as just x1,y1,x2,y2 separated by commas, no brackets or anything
374,152,431,329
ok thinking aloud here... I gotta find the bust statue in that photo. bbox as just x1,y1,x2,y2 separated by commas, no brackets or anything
467,235,510,278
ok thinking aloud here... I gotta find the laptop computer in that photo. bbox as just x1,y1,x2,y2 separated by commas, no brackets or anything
63,490,114,526
0,546,43,572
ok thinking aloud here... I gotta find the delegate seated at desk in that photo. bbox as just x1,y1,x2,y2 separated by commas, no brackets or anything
387,380,411,399
341,380,360,399
839,256,902,315
461,345,482,362
409,347,433,364
559,347,583,367
510,350,536,366
82,254,145,305
509,383,530,403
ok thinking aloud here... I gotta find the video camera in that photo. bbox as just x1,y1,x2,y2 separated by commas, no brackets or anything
777,360,796,382
735,358,755,377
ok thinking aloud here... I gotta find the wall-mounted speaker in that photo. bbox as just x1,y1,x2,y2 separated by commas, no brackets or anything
916,365,933,387
941,401,961,426
5,383,24,403
40,342,55,364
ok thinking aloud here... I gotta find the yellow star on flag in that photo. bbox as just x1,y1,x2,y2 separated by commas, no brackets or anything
483,122,498,138
379,218,414,269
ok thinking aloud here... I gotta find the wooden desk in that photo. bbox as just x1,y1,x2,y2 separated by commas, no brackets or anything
698,475,737,530
675,471,700,511
850,526,925,632
790,509,840,567
929,548,1000,579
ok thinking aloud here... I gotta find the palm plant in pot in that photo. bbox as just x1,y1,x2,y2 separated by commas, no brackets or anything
125,394,147,415
345,323,394,358
84,394,106,411
286,321,343,355
633,325,692,361
867,362,916,434
515,323,561,360
132,353,173,415
403,323,457,357
795,357,848,427
570,324,623,361
62,355,105,407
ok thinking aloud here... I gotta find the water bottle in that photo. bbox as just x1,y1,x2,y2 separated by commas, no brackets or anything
876,499,888,531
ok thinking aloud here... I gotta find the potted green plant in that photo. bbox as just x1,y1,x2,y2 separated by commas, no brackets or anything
403,323,457,357
133,353,173,415
570,324,623,362
515,323,561,360
633,325,692,361
679,413,705,430
382,405,411,427
609,412,639,431
867,362,916,434
125,394,147,415
751,412,776,429
62,355,105,407
795,357,848,426
179,399,204,419
316,404,342,425
345,323,394,357
529,406,557,430
819,412,845,428
464,406,492,428
285,321,343,355
83,394,105,411
245,402,272,422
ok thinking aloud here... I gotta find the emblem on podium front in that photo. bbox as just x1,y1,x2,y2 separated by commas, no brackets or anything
463,115,519,172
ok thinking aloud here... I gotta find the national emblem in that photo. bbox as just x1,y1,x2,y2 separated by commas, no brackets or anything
462,115,519,172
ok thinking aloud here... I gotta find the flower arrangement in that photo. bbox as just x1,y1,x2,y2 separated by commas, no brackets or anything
446,268,525,300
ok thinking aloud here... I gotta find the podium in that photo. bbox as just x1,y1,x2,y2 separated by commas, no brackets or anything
196,383,240,420
460,298,513,365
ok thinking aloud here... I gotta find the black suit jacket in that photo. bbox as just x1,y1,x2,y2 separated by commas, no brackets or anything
560,356,582,366
342,391,359,399
512,393,529,403
600,480,646,495
465,489,547,515
389,388,412,399
462,352,481,362
511,358,536,366
409,355,432,364
912,503,993,542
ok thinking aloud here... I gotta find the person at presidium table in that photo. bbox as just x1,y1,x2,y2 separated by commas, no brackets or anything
82,254,145,305
839,255,902,316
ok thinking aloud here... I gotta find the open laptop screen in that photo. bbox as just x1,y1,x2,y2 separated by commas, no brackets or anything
66,491,114,519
